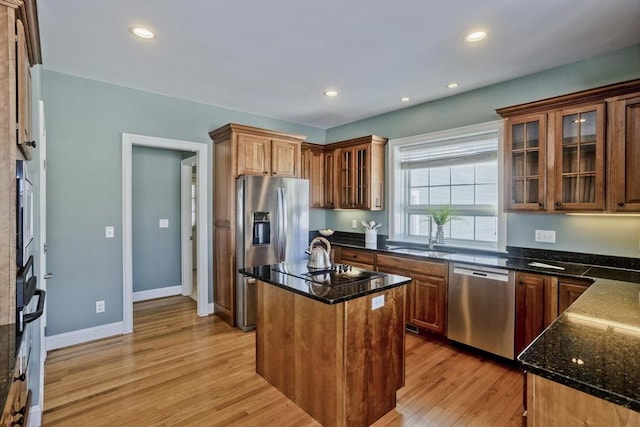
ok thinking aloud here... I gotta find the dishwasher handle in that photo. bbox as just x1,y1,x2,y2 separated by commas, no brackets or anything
452,264,510,282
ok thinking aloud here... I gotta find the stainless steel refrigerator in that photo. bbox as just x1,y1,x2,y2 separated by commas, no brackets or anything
236,175,309,331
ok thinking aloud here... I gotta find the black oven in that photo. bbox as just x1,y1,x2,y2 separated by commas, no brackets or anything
16,160,33,268
16,255,45,335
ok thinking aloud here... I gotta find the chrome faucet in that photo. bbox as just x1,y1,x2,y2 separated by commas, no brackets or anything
427,215,434,249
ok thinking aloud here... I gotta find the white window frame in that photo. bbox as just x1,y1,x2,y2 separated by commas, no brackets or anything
388,120,507,252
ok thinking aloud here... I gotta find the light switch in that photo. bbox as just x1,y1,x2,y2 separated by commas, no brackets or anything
105,226,114,239
372,295,385,310
159,219,169,228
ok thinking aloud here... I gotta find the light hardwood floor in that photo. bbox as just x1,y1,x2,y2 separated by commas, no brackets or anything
43,296,522,426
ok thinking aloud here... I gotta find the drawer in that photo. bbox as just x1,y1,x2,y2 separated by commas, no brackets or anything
377,254,446,277
339,248,375,265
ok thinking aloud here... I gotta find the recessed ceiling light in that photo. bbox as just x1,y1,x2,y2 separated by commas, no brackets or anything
447,83,459,89
464,31,487,43
129,26,156,39
324,90,339,97
400,97,410,102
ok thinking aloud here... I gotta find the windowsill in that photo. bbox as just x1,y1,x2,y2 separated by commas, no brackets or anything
386,237,507,256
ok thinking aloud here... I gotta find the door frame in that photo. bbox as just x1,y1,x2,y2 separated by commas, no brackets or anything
122,134,209,334
181,155,197,298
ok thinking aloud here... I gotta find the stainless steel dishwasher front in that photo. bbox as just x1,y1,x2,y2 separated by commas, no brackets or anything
447,263,515,359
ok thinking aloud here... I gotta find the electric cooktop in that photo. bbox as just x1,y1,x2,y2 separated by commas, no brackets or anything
272,263,382,287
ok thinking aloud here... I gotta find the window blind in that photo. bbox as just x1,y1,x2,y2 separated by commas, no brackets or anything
400,133,497,170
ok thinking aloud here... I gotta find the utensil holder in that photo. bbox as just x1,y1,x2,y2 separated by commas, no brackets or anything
365,229,377,249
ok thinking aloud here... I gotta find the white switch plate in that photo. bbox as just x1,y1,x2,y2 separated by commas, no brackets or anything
96,300,105,313
372,295,385,310
105,226,114,239
159,219,169,228
535,229,556,243
352,219,358,229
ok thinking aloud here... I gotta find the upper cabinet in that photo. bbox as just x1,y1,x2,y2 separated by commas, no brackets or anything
335,135,387,210
301,143,325,208
608,94,640,212
16,18,33,160
235,131,302,177
498,79,640,213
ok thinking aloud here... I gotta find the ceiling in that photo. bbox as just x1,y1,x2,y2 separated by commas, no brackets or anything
37,0,640,129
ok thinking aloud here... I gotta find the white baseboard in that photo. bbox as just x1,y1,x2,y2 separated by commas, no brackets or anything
28,404,41,427
209,302,214,314
46,322,124,351
133,285,182,302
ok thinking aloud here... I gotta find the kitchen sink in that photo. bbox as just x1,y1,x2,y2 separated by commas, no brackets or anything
386,246,450,258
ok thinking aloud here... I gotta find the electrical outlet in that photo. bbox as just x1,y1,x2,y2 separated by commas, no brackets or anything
96,300,105,313
372,295,385,310
105,226,114,239
159,219,169,228
351,219,358,229
535,229,556,243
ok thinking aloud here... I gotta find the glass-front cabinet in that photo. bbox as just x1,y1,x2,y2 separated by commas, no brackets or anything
553,104,605,211
339,143,370,209
505,114,547,210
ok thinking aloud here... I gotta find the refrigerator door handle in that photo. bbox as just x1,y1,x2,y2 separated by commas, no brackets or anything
276,187,287,261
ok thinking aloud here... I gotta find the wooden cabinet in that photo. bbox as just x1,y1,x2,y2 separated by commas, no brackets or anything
498,79,640,213
335,136,386,210
558,277,592,314
16,18,33,160
376,254,447,335
0,360,29,427
514,272,557,355
324,148,337,208
608,94,640,212
209,123,306,326
337,247,375,270
236,132,301,177
505,114,547,210
553,104,606,211
301,143,325,208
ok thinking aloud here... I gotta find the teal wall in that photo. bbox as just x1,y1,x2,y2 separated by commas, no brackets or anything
42,70,324,335
132,146,185,292
325,44,640,258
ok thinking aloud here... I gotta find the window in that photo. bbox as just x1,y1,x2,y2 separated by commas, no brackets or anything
389,121,505,251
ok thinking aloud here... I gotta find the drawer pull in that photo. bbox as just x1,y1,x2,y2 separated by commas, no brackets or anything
10,406,26,416
13,373,25,382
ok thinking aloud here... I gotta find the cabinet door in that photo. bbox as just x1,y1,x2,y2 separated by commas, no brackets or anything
505,114,547,210
338,147,354,208
324,149,336,208
553,104,605,211
213,225,234,322
558,280,591,313
271,138,300,177
609,95,640,212
16,19,32,160
237,134,270,175
352,143,370,209
409,273,446,335
515,273,546,355
306,148,325,207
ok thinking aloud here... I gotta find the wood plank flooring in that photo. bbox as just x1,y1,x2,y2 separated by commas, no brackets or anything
43,296,522,426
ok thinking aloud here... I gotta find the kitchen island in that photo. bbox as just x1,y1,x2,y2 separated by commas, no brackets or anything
239,262,411,427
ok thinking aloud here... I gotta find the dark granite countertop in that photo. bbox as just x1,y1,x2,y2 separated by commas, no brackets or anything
239,262,411,304
0,324,19,414
518,279,640,411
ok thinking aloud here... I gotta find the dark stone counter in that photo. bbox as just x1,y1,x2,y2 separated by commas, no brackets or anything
239,262,411,305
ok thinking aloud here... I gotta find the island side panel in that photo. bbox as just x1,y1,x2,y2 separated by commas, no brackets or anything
345,286,406,425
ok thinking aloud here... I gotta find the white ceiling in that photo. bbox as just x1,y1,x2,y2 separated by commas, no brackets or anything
37,0,640,129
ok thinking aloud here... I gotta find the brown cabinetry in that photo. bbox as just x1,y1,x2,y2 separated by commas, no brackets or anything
376,254,447,335
301,143,325,208
498,79,640,213
0,361,29,427
515,272,557,355
337,247,375,270
558,277,592,314
336,136,386,210
608,94,640,212
209,123,306,326
16,18,32,160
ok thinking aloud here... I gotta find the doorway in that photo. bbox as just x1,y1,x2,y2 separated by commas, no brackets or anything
181,155,197,301
122,134,209,334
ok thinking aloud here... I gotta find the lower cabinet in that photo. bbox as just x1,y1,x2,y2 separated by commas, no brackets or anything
337,247,375,270
1,362,29,427
558,277,593,314
515,272,560,355
376,254,447,335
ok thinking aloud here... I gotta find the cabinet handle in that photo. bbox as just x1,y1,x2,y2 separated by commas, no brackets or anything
538,202,544,207
25,140,36,148
555,202,561,207
11,416,24,426
618,202,625,207
13,373,25,382
10,406,26,416
264,171,268,174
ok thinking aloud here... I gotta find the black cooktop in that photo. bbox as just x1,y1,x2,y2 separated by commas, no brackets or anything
272,263,382,286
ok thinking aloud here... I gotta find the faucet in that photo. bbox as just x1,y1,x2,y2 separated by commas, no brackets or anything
427,215,434,249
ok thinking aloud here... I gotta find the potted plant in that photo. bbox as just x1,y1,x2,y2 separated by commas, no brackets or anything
429,206,455,244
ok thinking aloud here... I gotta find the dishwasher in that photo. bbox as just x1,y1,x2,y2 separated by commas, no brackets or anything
447,263,515,359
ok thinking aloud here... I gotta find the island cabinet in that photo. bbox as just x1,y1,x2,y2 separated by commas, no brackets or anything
497,79,640,213
514,272,557,356
376,254,447,335
209,123,306,325
558,277,593,314
301,143,325,208
256,280,406,427
608,93,640,212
